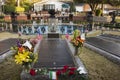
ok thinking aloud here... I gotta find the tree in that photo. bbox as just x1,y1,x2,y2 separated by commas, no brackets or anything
108,0,120,7
5,0,16,5
70,2,76,12
20,0,32,12
4,0,16,14
74,0,107,15
4,5,15,14
4,0,33,13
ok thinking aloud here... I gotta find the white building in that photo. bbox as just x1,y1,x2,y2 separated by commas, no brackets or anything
75,4,91,12
33,0,70,11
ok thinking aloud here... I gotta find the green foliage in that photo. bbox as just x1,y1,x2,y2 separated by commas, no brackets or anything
21,2,32,12
73,29,80,39
4,5,15,14
23,5,30,12
4,0,16,14
0,15,4,19
5,0,32,13
95,9,102,16
5,0,16,6
69,2,76,12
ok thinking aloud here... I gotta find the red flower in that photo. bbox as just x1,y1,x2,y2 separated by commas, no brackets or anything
63,65,69,70
62,68,67,73
69,67,76,71
77,36,81,39
56,70,61,76
69,71,74,75
30,69,36,76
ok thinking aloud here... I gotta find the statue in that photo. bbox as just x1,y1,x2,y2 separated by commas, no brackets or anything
48,9,56,18
109,11,119,23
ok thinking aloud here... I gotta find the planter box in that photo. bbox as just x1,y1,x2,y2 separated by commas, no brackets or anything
16,15,27,21
4,15,11,22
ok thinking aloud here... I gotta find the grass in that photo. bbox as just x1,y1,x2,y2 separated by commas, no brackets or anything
87,30,120,37
79,47,120,80
0,57,22,80
86,30,102,37
80,30,120,80
0,32,36,40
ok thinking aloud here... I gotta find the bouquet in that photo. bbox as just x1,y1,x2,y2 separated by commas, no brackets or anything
56,65,87,80
11,39,38,72
71,29,84,48
71,36,84,48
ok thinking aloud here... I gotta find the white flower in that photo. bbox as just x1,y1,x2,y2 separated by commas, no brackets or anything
23,40,32,50
77,67,87,74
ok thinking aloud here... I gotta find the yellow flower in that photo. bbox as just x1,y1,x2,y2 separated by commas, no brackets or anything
15,54,23,64
14,47,38,66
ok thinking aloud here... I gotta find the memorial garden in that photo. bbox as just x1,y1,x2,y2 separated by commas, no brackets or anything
0,0,120,80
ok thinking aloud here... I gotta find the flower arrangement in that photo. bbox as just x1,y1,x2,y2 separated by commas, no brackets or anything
29,68,48,76
56,65,87,80
71,29,84,48
11,39,38,72
56,65,77,76
71,29,85,55
71,36,84,48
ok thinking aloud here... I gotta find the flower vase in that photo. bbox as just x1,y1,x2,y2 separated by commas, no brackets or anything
23,64,32,73
75,47,78,55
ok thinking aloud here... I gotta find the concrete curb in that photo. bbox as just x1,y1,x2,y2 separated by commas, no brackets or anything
0,50,14,63
97,36,120,43
85,43,120,64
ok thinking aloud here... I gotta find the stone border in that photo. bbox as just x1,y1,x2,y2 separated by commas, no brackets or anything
85,43,120,64
33,40,41,53
65,39,88,75
0,50,14,63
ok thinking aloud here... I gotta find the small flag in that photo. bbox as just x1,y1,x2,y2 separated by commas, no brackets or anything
49,71,57,80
